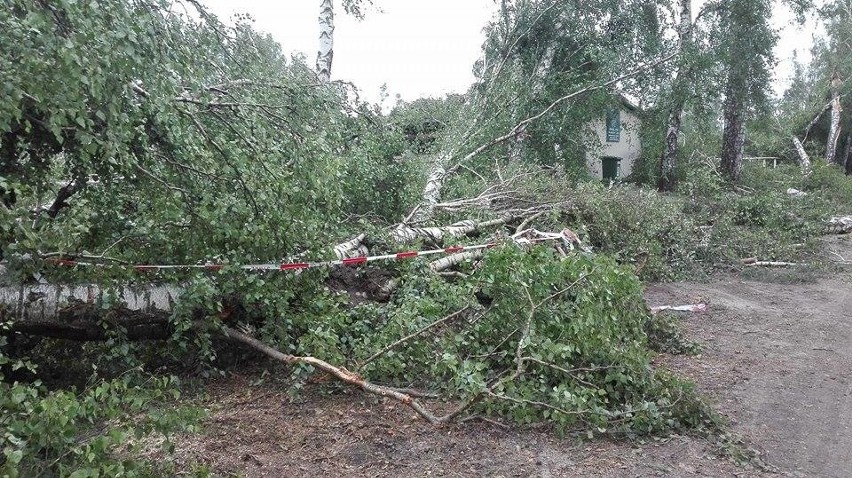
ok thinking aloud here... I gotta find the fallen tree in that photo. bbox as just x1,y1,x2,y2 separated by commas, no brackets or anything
400,52,676,229
827,215,852,234
792,136,813,175
9,306,171,341
2,243,711,434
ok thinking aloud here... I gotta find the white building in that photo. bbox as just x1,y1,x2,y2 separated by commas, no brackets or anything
585,97,642,181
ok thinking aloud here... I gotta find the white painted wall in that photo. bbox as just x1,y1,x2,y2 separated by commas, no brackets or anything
585,108,642,180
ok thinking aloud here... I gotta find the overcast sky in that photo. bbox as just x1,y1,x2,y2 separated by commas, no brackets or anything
200,0,497,106
200,1,824,106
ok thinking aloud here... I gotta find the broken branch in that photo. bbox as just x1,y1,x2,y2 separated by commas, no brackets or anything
358,306,473,370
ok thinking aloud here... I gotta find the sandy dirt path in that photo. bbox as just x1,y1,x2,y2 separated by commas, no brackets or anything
646,249,852,477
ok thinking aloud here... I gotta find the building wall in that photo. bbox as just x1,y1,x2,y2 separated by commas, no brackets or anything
585,107,642,180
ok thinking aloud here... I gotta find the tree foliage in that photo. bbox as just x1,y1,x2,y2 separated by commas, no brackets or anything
782,0,852,172
1,0,404,266
332,247,713,433
467,0,673,172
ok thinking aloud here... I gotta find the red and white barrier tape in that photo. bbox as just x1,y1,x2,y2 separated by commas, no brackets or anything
44,235,569,273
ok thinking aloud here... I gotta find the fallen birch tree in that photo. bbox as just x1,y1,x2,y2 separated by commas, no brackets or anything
400,52,677,231
741,257,799,267
827,215,852,234
2,242,708,433
792,136,813,175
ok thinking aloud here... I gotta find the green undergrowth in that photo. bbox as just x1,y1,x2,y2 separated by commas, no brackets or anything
429,159,849,284
644,312,702,355
272,246,719,436
2,245,723,475
4,161,848,474
505,160,852,282
0,369,205,477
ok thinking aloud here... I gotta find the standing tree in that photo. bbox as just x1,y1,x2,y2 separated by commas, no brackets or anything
316,0,335,82
401,0,675,227
315,0,374,83
657,0,692,192
718,0,776,182
795,0,852,172
826,69,843,164
476,0,671,168
815,0,852,168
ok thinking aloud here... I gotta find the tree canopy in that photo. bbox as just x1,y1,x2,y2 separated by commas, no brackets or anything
0,0,403,269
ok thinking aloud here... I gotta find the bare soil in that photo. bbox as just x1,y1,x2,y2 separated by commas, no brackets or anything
168,235,852,477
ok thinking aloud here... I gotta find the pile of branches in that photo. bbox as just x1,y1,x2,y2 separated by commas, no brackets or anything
1,205,707,434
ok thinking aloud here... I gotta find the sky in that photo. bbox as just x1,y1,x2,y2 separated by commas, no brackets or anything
200,1,825,106
201,0,498,107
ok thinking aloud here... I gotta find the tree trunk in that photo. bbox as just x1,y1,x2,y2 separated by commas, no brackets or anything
844,132,852,175
316,0,335,83
826,72,843,164
9,308,171,341
720,79,745,182
792,136,812,175
658,109,682,191
405,155,450,226
657,0,692,192
0,284,179,341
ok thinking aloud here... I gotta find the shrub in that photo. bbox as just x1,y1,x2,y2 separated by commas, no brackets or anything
0,373,204,477
804,162,852,212
337,247,715,434
567,183,699,282
644,312,701,355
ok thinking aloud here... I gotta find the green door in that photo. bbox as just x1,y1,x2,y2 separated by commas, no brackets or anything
602,157,620,181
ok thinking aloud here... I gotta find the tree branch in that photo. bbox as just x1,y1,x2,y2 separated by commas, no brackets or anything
46,178,85,218
358,306,473,370
221,326,455,424
448,52,677,176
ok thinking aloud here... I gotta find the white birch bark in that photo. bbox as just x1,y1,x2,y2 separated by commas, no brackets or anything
658,0,692,191
316,0,335,83
393,217,510,244
333,233,368,259
827,215,852,234
0,284,180,321
826,72,843,164
429,250,485,272
792,136,812,175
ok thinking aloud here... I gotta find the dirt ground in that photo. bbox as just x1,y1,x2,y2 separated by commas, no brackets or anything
169,235,852,477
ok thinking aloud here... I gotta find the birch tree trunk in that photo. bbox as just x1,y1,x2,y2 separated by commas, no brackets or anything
721,78,745,182
792,136,812,175
658,110,682,191
0,284,179,341
406,154,450,225
657,0,692,192
826,71,843,164
843,132,852,174
316,0,335,83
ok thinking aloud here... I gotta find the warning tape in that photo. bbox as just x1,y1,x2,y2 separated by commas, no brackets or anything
44,236,565,273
